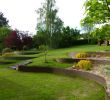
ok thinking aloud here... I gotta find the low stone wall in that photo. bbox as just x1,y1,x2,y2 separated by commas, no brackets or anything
56,58,79,63
57,58,110,65
17,65,110,100
3,56,36,60
0,61,13,64
22,51,41,55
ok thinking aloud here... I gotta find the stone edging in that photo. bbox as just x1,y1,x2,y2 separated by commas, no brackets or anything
17,65,109,100
56,57,110,64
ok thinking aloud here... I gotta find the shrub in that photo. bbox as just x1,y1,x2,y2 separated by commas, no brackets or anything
75,60,92,70
75,52,89,58
2,52,15,57
2,48,13,54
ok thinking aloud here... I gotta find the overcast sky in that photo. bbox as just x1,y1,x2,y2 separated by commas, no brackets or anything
0,0,85,34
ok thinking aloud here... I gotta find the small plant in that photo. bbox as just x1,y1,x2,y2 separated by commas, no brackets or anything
39,45,48,63
2,48,13,54
74,60,92,70
75,52,89,58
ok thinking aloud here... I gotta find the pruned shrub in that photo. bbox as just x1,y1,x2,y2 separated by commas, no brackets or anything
75,53,89,58
2,48,13,54
74,60,92,70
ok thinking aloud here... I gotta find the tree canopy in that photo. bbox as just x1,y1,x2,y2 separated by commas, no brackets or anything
0,12,9,27
36,0,64,48
81,0,110,26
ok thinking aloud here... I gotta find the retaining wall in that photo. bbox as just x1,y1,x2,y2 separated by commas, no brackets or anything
57,58,110,65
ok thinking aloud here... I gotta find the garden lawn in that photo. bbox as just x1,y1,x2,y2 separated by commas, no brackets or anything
29,45,110,68
0,45,109,100
0,68,105,100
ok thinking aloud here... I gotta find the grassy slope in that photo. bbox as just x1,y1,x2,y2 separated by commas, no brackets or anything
29,45,110,68
0,45,109,100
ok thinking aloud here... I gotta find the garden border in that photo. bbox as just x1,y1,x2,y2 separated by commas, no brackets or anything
17,65,109,100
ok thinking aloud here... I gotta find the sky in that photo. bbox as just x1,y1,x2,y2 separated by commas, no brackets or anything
0,0,85,34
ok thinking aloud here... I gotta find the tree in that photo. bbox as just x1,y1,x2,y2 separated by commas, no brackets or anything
0,12,9,27
90,24,110,45
36,0,63,48
50,17,63,48
20,31,33,49
81,0,110,44
0,26,12,51
0,12,10,51
4,30,33,50
81,0,110,26
0,27,12,42
33,30,48,48
5,31,22,50
59,26,80,48
39,45,48,63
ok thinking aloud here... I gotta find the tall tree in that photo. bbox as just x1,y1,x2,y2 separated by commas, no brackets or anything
36,0,63,48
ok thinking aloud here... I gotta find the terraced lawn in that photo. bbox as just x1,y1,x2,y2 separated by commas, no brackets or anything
29,45,110,68
0,45,110,100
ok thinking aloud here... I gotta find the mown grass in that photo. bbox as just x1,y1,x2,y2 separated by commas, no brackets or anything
0,68,105,100
0,45,109,100
29,45,110,68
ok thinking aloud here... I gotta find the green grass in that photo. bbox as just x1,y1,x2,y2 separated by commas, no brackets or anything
0,68,105,100
29,45,110,68
0,45,109,100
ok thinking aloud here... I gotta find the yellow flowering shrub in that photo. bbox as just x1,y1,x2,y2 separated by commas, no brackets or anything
75,53,89,58
75,60,92,70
